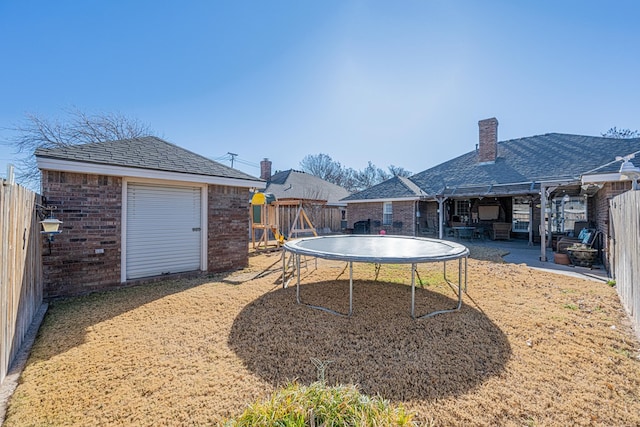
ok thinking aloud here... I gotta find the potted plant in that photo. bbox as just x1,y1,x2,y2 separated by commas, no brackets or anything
566,243,598,267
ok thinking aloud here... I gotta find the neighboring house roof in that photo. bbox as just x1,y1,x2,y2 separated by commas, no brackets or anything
265,170,350,205
35,136,265,187
342,175,426,202
345,133,640,201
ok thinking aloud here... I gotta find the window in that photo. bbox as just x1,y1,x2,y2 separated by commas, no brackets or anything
383,202,393,225
454,200,470,223
550,196,586,233
512,197,530,233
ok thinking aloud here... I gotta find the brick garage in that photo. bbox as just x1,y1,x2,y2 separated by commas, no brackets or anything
36,137,264,298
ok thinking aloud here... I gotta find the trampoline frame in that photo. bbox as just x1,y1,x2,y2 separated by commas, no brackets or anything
282,235,469,319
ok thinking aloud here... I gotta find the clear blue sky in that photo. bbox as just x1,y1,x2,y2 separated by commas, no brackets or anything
1,1,639,181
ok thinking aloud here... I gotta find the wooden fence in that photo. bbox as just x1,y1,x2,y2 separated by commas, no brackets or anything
609,190,640,334
0,180,43,386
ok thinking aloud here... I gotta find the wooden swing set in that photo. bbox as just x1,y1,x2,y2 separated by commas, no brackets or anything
250,193,317,250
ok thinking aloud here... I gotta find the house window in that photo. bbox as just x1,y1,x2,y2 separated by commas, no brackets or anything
550,196,586,233
383,202,393,225
512,197,530,233
454,200,470,223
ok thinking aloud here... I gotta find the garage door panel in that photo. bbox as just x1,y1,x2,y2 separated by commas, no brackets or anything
126,183,202,280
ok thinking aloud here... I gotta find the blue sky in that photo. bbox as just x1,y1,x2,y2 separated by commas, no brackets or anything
1,1,639,181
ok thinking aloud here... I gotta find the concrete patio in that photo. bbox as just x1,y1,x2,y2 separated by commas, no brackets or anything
446,236,611,282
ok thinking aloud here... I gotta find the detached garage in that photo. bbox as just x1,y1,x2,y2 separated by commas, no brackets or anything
35,137,265,297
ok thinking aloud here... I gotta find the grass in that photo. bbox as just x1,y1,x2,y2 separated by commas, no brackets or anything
224,382,421,427
3,249,640,426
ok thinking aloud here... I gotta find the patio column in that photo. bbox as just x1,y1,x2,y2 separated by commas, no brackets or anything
437,196,447,239
540,184,548,261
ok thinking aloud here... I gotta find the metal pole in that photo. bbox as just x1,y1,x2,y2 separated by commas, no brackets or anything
348,262,353,316
411,263,416,318
296,254,301,303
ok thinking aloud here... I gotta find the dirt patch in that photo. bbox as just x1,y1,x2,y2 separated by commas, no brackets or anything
4,248,640,426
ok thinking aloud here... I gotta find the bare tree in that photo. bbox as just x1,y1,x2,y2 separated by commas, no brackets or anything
388,165,412,177
300,153,397,192
299,153,343,183
4,107,155,187
602,127,640,139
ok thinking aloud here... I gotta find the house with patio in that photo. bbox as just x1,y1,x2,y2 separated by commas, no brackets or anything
35,136,265,297
342,118,640,269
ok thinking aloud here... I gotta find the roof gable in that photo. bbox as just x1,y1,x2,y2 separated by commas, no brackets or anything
34,136,262,182
342,175,425,201
265,170,350,204
411,133,640,196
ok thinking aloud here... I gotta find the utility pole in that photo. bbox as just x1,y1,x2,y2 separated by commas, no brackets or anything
227,152,238,168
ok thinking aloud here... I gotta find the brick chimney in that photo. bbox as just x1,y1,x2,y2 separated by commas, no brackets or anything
478,117,498,164
260,158,272,180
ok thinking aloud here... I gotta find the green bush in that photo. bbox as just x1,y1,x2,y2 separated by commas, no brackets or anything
224,382,419,427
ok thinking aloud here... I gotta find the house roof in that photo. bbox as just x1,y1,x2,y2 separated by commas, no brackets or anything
35,136,264,184
265,170,350,205
342,175,426,202
346,133,640,201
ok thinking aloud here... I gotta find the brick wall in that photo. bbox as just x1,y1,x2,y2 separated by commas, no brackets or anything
42,171,122,297
347,201,415,236
207,185,251,272
41,172,251,297
478,118,498,163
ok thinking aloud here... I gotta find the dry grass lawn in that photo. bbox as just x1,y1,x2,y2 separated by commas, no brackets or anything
4,246,640,426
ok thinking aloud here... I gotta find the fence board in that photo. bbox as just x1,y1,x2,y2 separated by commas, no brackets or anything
0,182,43,386
610,190,640,333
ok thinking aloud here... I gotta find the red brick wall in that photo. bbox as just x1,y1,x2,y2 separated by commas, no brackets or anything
41,171,251,297
478,118,498,163
207,185,251,272
346,201,415,236
41,171,122,297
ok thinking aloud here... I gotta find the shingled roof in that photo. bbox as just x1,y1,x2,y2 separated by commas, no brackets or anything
345,133,640,201
265,169,350,205
342,175,426,202
35,136,262,182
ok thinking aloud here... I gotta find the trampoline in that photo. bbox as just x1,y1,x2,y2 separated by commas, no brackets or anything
282,235,470,319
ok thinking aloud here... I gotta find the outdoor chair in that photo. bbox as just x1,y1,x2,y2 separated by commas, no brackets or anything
556,228,597,254
491,222,512,240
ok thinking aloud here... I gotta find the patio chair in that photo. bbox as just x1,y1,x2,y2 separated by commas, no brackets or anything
491,222,512,240
556,228,597,254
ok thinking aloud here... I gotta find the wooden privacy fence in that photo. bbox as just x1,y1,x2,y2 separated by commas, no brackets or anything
609,190,640,334
0,181,43,386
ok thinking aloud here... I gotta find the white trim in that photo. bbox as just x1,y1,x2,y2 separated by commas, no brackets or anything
121,181,128,283
37,157,266,189
582,173,624,183
200,186,208,271
345,197,420,204
121,178,208,282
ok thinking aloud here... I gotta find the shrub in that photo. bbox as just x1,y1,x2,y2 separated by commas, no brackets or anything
224,382,419,426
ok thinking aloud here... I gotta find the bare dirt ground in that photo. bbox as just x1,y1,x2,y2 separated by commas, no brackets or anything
4,246,640,426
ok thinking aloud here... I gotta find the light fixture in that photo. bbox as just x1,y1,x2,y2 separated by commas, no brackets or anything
40,217,63,234
617,154,640,190
35,202,63,254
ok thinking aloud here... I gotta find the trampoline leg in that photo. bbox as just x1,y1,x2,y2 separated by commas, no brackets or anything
295,253,352,317
414,257,466,319
296,254,301,304
411,263,416,319
349,262,353,316
282,249,286,288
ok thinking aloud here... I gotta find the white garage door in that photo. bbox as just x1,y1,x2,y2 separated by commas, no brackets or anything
126,183,202,280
